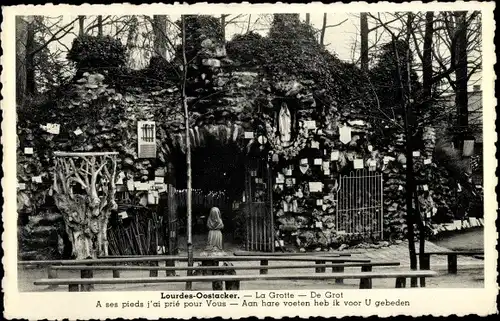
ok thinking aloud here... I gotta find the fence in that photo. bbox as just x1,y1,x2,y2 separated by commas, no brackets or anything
333,169,384,239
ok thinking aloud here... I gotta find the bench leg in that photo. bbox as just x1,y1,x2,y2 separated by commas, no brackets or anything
419,253,430,287
225,281,240,291
332,265,344,284
150,261,159,277
359,266,372,289
80,269,93,292
447,254,458,274
420,254,431,270
69,284,80,292
113,264,120,278
315,261,326,273
260,260,268,275
395,277,406,288
410,277,418,288
165,260,176,276
47,266,59,290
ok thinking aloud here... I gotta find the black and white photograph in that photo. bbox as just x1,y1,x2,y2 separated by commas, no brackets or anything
2,2,497,319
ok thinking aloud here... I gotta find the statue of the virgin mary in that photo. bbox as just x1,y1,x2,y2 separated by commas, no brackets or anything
278,102,292,146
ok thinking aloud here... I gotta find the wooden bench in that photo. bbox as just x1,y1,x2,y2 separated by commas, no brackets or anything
417,251,484,274
51,261,399,287
34,270,437,291
51,261,399,290
21,255,371,280
233,251,357,256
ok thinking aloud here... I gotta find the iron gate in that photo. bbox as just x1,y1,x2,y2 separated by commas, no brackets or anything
244,158,274,252
333,169,384,239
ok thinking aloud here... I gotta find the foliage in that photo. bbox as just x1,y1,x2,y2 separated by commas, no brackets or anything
67,35,127,75
174,15,224,63
33,39,74,94
226,32,267,68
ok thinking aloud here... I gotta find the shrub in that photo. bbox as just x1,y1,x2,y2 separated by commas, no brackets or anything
67,35,127,75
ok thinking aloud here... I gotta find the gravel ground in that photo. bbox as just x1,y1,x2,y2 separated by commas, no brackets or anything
432,227,484,251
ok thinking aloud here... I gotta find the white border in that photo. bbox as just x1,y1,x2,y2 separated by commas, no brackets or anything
2,2,497,319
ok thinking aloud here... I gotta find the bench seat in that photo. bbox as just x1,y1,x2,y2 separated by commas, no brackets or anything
416,251,484,274
34,270,437,291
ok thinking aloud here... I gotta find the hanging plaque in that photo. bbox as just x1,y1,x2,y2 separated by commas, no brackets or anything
311,141,320,149
304,120,317,130
339,125,352,144
424,158,432,165
299,164,309,174
309,182,323,192
300,158,308,165
331,150,340,161
463,140,475,156
316,199,323,206
413,151,421,157
74,128,83,136
17,183,26,190
244,132,254,139
44,123,61,135
31,176,42,183
24,147,34,155
353,159,364,169
315,221,323,228
314,158,322,165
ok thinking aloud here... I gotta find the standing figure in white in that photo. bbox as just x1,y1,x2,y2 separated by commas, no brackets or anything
278,102,292,146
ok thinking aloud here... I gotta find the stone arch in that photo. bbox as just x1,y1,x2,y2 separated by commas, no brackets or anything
158,123,262,163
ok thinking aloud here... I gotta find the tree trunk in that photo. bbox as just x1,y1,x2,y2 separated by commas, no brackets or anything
422,11,434,99
454,11,469,150
54,194,111,259
320,13,327,45
360,12,369,71
53,154,117,260
153,15,168,59
305,13,310,25
181,15,194,289
221,15,227,42
391,33,418,279
25,17,36,99
78,16,85,36
16,16,29,107
97,15,103,36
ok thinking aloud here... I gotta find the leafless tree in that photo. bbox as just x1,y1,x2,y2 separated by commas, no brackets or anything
319,13,348,46
16,15,78,106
